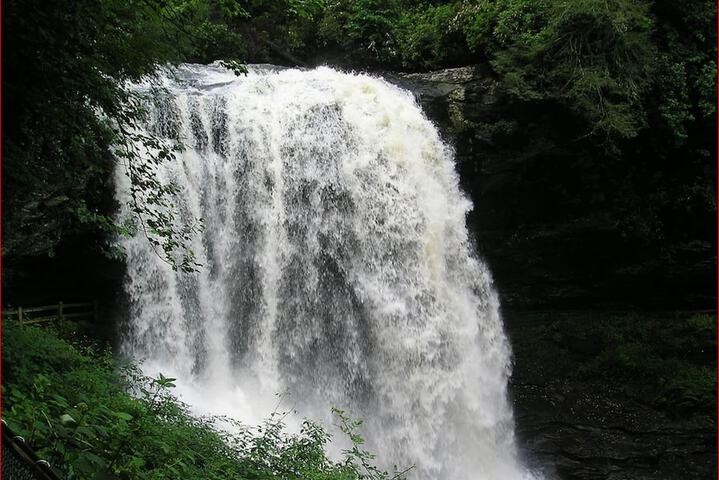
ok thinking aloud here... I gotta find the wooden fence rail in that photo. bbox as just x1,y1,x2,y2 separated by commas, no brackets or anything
3,301,98,325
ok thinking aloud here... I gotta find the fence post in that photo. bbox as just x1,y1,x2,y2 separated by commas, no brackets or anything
58,302,64,321
18,306,23,323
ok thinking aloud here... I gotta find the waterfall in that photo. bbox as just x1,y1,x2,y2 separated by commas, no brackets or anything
116,63,535,480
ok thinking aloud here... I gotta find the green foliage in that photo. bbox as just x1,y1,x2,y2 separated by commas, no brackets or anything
460,0,549,52
317,0,402,65
648,0,716,144
1,0,235,269
541,313,717,414
2,322,407,480
394,4,466,70
167,0,253,63
113,121,205,272
310,0,715,146
487,0,656,140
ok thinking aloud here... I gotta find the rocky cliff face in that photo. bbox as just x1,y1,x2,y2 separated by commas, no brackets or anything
391,66,716,311
505,313,716,480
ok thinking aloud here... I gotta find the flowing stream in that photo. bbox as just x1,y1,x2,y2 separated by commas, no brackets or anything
116,63,535,479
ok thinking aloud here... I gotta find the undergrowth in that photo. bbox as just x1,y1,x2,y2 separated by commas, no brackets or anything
2,321,407,480
533,313,716,415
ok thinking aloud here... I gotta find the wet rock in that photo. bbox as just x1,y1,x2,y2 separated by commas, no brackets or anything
506,317,717,480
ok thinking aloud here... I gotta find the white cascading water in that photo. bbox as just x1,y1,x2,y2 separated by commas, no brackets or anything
116,63,535,480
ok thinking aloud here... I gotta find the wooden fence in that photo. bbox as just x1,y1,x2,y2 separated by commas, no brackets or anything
3,302,98,325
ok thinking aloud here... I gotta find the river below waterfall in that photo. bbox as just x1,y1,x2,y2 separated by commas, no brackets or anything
115,63,538,480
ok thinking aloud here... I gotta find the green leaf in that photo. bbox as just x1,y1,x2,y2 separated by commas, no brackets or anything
114,412,134,421
60,413,77,427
